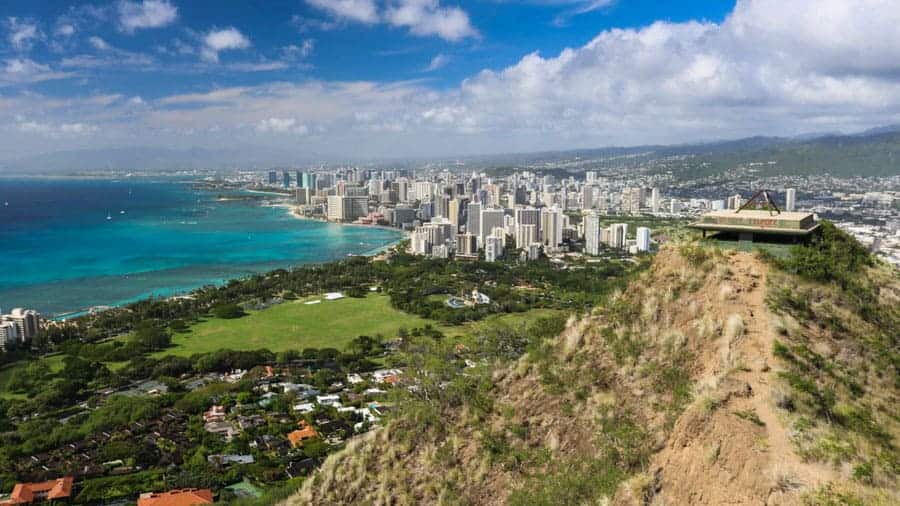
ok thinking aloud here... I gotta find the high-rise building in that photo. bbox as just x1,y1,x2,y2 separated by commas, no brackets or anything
650,188,660,213
636,227,651,252
582,185,594,210
608,223,627,249
466,202,481,237
448,199,462,232
302,173,317,190
584,212,602,256
456,233,477,257
434,195,450,220
728,194,743,210
622,187,646,213
268,171,277,185
327,195,367,222
514,207,541,242
0,321,18,352
395,179,409,202
516,224,538,249
485,235,504,262
413,181,433,202
785,188,796,212
479,208,505,248
282,171,291,188
541,207,563,249
670,200,682,214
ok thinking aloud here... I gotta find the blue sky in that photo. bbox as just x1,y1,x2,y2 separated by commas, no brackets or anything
3,1,735,97
2,0,900,165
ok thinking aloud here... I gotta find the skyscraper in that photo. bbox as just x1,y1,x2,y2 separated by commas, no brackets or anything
585,212,602,256
785,188,796,212
485,235,504,262
479,208,505,248
650,188,660,213
268,171,277,185
636,227,651,252
582,185,594,210
282,171,291,188
467,202,481,237
448,199,461,232
541,207,563,250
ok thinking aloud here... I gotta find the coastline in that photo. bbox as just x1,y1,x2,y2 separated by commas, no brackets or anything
12,186,405,320
268,199,411,237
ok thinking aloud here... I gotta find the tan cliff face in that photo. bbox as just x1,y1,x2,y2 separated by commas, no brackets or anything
287,243,899,506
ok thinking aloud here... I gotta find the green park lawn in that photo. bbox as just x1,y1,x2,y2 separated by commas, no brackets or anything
154,294,436,357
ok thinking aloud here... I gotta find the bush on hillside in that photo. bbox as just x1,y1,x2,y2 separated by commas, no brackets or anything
779,221,871,286
211,303,246,319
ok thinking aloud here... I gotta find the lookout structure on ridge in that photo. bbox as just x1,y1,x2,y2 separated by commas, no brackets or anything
690,190,820,243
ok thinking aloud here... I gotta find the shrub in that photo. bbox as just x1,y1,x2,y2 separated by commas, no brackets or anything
211,303,246,319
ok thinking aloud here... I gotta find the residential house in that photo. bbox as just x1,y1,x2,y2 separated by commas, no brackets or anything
287,420,319,448
0,477,74,505
137,488,214,506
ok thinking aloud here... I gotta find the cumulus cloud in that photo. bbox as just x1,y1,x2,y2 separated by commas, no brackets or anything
7,17,41,51
386,0,478,41
118,0,178,32
306,0,379,24
201,27,251,63
305,0,477,41
7,0,900,158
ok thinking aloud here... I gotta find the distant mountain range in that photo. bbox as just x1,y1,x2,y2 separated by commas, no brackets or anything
3,126,900,177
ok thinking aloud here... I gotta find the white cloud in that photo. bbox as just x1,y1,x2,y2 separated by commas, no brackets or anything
16,119,97,136
55,23,76,37
424,53,448,71
6,0,900,159
201,27,251,63
283,39,315,60
225,61,289,72
386,0,478,41
0,58,72,85
7,17,41,51
256,117,309,134
89,36,111,51
306,0,379,24
118,0,178,32
549,0,616,25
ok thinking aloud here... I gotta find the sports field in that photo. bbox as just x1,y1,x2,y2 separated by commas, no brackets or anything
154,294,436,357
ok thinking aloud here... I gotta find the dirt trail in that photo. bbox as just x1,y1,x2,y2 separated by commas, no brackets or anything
647,252,837,505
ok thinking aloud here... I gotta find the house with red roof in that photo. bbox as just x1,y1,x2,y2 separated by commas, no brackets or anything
137,488,214,506
0,477,74,504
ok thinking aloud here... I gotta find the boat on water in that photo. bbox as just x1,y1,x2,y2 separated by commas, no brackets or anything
120,210,126,214
106,212,112,220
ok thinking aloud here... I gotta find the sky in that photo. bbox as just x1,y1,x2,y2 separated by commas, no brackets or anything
2,0,900,165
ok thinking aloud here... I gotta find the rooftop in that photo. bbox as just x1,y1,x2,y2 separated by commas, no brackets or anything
691,209,819,236
137,488,214,506
1,477,74,505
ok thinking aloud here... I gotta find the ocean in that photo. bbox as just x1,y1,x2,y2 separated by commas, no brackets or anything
0,177,403,317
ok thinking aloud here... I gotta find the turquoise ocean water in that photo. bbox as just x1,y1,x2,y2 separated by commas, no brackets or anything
0,178,403,317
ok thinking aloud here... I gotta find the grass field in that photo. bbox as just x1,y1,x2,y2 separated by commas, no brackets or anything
154,294,436,357
0,300,567,399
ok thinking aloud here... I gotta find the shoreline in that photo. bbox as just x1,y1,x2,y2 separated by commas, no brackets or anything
45,193,403,321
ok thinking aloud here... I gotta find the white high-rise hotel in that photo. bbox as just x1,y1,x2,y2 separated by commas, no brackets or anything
785,188,796,212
